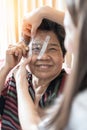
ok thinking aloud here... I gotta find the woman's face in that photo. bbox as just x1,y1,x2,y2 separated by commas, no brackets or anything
28,30,64,81
64,10,79,54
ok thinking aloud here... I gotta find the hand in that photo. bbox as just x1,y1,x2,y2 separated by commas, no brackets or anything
22,7,45,38
22,6,64,40
4,42,29,71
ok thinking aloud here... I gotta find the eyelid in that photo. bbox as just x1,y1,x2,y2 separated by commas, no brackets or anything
32,42,42,45
32,47,40,50
48,45,60,49
48,48,58,51
32,43,42,47
49,47,57,49
33,45,42,49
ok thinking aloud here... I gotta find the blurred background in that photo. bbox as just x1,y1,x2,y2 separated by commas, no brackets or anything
0,0,72,71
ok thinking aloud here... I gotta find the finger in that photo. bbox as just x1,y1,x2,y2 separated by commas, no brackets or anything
16,42,29,56
8,44,17,49
22,24,32,37
26,24,32,30
31,25,37,38
22,47,29,57
7,47,17,55
13,46,21,56
22,30,31,37
22,24,31,32
15,50,19,56
16,48,23,61
8,46,22,58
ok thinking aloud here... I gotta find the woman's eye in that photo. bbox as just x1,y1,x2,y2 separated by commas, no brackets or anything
49,48,57,51
32,47,41,52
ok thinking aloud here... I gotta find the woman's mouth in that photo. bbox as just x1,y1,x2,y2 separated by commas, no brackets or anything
36,64,52,70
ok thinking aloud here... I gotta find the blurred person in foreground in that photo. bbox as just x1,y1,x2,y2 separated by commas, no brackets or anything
20,0,87,129
0,18,66,130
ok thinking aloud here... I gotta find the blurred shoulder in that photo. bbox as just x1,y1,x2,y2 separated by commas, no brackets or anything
66,90,87,130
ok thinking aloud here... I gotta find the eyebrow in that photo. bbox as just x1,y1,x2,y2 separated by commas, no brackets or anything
48,43,60,47
32,42,41,45
32,42,60,47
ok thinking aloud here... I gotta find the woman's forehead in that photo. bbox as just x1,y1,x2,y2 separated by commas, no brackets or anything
34,30,58,40
31,33,59,47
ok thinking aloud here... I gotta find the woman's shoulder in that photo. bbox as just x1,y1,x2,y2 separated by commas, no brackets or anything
66,90,87,130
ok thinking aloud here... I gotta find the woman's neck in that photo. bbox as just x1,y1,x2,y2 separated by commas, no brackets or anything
32,75,50,93
32,75,50,106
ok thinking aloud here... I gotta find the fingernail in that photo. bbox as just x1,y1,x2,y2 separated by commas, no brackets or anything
25,47,29,51
15,52,18,56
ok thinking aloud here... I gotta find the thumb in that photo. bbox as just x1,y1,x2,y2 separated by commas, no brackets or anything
31,24,38,38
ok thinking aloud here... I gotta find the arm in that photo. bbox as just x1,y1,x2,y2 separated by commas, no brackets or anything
0,49,16,94
0,65,11,94
17,81,40,130
22,6,65,37
0,42,28,94
66,91,87,130
41,6,64,26
15,58,40,130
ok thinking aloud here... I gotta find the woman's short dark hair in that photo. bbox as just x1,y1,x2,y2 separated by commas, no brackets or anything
38,18,66,57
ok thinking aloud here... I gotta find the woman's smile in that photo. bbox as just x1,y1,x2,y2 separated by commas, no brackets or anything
35,64,53,70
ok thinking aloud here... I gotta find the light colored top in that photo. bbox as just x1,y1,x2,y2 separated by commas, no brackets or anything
66,90,87,130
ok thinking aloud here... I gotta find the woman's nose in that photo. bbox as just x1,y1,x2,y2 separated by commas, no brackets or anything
38,51,51,60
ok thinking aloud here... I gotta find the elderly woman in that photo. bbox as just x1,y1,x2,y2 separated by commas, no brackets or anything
0,18,66,130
